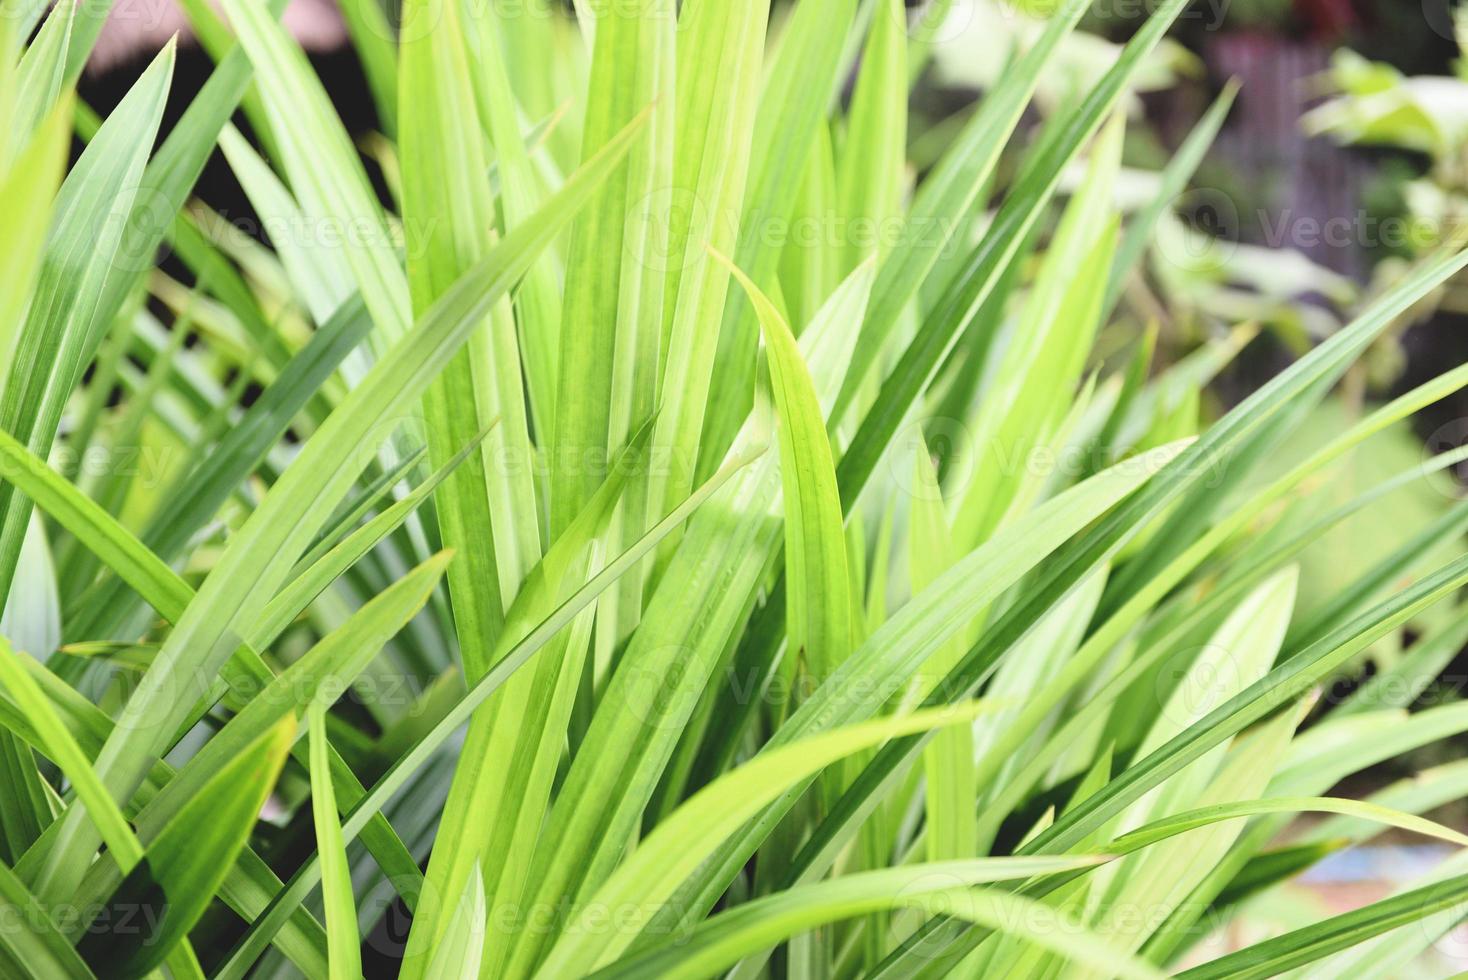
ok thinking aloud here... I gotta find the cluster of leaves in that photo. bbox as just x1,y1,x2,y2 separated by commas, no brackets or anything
3,0,1468,977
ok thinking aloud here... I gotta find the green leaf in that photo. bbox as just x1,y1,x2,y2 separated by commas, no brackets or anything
505,265,871,975
423,866,486,980
215,124,355,327
1022,551,1468,857
77,714,295,978
966,363,1468,853
401,431,646,978
1292,848,1468,980
220,0,411,345
0,655,330,974
119,552,451,897
628,441,1189,943
9,1,71,151
645,0,770,555
1172,875,1468,979
908,435,975,861
15,542,443,970
0,42,176,868
890,794,1468,977
719,249,851,680
551,0,672,528
803,242,1468,973
835,0,1190,511
536,702,999,975
0,417,454,919
36,106,647,900
213,443,762,978
0,96,68,385
67,296,373,643
400,0,539,678
0,858,95,978
0,639,142,872
463,4,570,440
898,888,1166,980
950,114,1122,548
0,41,174,601
591,856,1112,980
699,0,858,475
19,4,1468,977
837,0,908,272
309,704,362,980
833,0,1092,422
1108,797,1468,856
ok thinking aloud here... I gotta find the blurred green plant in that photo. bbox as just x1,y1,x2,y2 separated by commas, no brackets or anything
1306,4,1468,321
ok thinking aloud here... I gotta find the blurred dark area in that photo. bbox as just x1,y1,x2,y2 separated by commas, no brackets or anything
79,39,382,249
